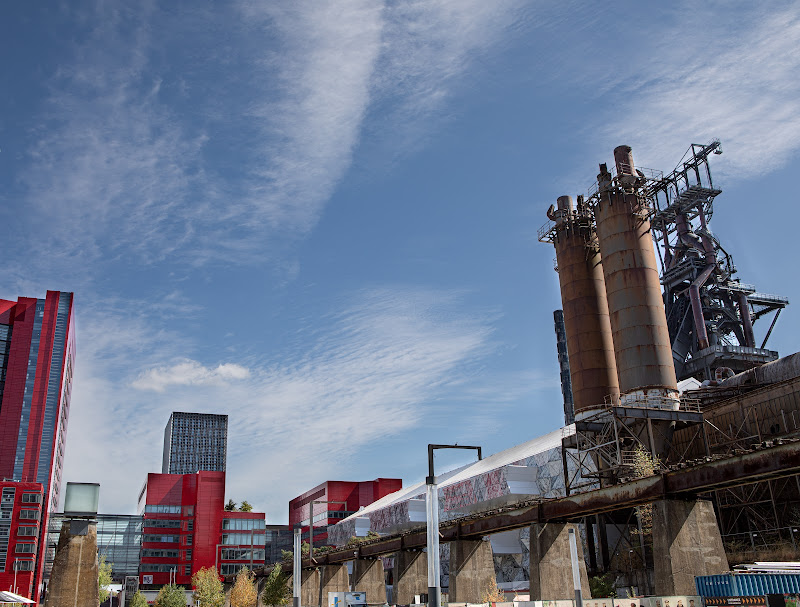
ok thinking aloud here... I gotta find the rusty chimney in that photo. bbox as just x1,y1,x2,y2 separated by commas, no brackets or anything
548,195,620,415
594,146,678,412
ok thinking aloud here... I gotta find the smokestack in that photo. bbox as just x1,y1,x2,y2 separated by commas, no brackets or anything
595,146,678,403
549,195,620,416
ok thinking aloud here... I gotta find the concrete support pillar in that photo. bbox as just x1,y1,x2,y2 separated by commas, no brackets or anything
351,558,386,604
44,520,99,607
299,568,320,607
651,499,729,595
449,538,496,603
529,523,591,600
392,550,427,605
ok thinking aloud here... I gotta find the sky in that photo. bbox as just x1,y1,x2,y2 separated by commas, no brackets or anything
1,0,799,524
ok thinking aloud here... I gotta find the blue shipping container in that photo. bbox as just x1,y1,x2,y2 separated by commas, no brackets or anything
695,573,800,597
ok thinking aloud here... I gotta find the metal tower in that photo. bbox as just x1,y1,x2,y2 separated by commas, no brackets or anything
647,141,789,381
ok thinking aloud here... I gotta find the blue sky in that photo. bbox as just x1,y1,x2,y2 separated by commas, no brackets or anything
1,1,799,523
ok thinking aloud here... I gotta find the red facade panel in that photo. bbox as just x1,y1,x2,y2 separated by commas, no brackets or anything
0,481,45,602
140,471,228,587
0,292,75,604
288,478,402,546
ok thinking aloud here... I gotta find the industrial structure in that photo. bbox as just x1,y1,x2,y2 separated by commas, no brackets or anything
271,142,800,605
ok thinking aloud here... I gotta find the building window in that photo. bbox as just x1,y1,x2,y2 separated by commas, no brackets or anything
14,559,34,571
19,510,40,520
185,565,191,575
21,493,42,504
17,527,37,537
15,543,36,553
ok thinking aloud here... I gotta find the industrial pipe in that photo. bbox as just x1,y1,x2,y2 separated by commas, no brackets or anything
738,292,756,348
689,263,716,351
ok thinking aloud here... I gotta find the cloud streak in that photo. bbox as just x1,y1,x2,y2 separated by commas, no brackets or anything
61,286,506,520
588,2,800,179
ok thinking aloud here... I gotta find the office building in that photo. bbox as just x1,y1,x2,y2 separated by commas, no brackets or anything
0,291,75,603
289,478,402,546
137,470,265,587
162,412,228,475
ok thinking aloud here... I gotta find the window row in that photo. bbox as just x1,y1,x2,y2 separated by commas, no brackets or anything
17,526,37,537
143,519,181,529
15,543,35,553
140,563,180,573
220,548,265,561
145,505,181,514
141,549,179,558
21,493,42,503
222,518,265,530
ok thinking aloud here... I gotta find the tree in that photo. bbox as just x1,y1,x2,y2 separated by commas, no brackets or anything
480,576,504,604
98,555,113,603
155,583,186,607
239,500,253,512
230,566,258,607
225,499,237,511
192,566,225,607
129,591,149,607
261,563,291,606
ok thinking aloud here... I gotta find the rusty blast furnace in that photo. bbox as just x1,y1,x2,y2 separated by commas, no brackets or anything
594,146,678,404
541,142,790,489
548,195,619,416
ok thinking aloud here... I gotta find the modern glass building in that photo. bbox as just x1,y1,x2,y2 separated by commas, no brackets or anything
162,412,228,474
46,514,143,582
0,291,75,603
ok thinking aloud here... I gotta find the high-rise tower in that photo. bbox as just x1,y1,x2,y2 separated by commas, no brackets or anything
162,412,228,474
0,291,75,601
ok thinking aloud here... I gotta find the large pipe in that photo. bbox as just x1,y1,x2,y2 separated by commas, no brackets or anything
738,292,756,348
550,195,620,414
594,146,678,402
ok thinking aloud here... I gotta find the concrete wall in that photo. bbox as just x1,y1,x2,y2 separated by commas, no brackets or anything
529,523,590,601
651,499,729,595
44,521,99,607
392,550,427,605
448,539,496,603
351,558,386,604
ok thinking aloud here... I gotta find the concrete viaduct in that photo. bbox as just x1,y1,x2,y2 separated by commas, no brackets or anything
243,440,800,605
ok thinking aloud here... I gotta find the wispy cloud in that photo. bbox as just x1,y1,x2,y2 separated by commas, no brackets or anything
61,286,509,519
12,0,533,279
589,3,800,179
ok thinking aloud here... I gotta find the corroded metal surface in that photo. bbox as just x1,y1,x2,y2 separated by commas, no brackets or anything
551,195,619,412
594,147,677,396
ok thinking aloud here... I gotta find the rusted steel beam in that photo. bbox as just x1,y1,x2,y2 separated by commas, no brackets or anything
265,440,800,574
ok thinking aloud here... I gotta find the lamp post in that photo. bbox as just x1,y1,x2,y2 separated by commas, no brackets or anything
308,500,346,560
426,444,482,607
308,500,346,607
568,528,584,607
293,527,302,607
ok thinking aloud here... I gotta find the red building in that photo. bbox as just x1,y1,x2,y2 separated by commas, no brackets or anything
0,482,45,598
289,478,402,545
0,292,75,603
138,471,265,588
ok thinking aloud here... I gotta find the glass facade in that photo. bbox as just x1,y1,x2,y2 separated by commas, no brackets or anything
46,514,143,582
161,412,228,475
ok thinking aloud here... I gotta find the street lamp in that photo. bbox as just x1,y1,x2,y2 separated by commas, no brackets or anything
308,500,346,560
426,444,482,607
308,500,346,607
293,527,302,607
